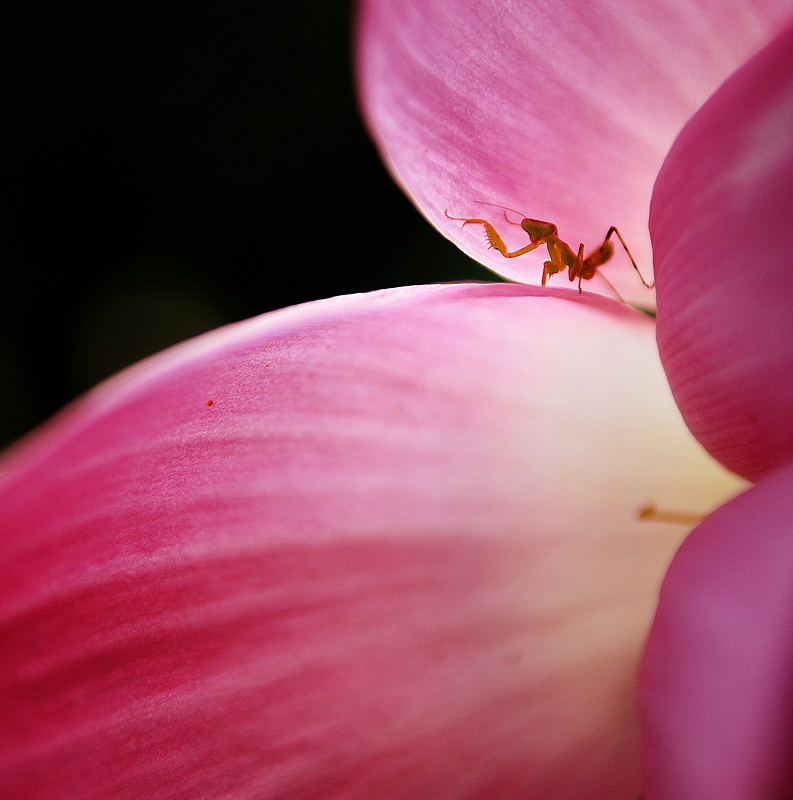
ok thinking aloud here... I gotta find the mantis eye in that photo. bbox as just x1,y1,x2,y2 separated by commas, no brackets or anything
520,219,556,242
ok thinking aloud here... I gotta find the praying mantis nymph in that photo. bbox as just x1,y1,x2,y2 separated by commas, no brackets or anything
445,203,655,302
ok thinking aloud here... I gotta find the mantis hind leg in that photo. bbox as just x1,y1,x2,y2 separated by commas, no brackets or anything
594,270,627,303
604,227,655,288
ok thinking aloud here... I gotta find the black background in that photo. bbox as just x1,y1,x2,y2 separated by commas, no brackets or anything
2,0,489,449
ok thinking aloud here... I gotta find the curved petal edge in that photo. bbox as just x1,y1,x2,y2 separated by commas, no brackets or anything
641,461,793,800
652,21,793,482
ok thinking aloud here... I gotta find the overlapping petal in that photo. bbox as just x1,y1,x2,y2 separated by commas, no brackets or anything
652,21,793,482
0,284,741,798
642,23,793,793
356,0,793,303
641,460,793,800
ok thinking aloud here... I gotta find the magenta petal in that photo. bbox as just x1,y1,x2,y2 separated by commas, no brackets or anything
652,22,793,481
640,461,793,799
356,0,792,302
0,284,737,798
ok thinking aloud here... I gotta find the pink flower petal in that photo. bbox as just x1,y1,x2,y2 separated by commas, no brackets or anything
652,21,793,482
640,460,793,800
0,284,740,798
356,0,792,303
